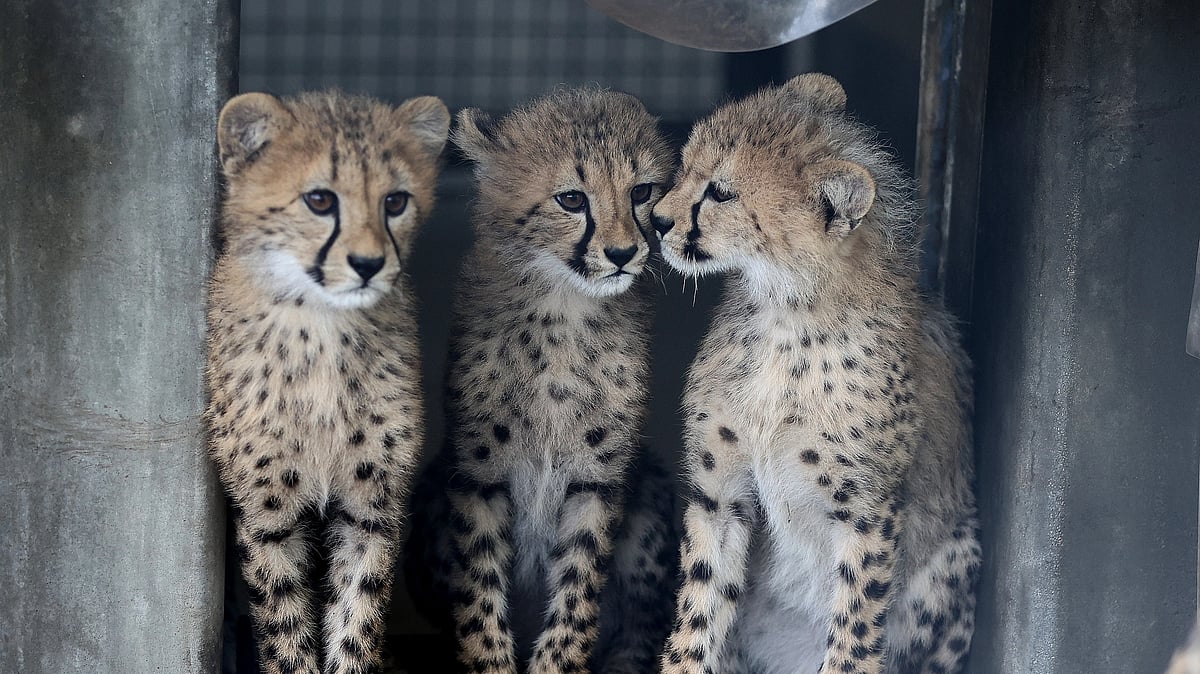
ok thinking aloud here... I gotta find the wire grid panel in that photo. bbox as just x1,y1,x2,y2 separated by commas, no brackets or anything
239,0,725,121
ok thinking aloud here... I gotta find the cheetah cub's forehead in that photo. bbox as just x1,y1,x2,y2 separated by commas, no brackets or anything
217,91,450,310
454,88,674,298
654,73,916,294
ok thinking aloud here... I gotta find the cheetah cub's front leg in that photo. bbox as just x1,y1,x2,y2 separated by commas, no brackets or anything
821,497,902,674
206,90,448,674
661,417,756,674
403,88,677,674
528,469,626,674
448,460,519,673
654,73,979,674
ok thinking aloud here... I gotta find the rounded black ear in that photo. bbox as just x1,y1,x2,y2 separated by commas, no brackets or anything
217,93,290,173
783,73,848,113
805,159,876,238
395,96,450,158
451,107,502,165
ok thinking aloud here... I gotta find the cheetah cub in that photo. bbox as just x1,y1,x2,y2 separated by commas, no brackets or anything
206,90,449,674
652,74,981,674
404,89,677,674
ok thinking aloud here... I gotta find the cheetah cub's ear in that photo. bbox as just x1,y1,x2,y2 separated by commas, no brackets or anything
451,107,502,166
783,73,848,113
804,159,876,238
394,96,451,158
217,92,291,173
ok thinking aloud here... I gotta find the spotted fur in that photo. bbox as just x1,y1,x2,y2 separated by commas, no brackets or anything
206,90,449,674
652,74,980,674
403,88,678,674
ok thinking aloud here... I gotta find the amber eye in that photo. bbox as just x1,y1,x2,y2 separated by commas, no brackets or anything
555,191,588,213
384,192,409,217
630,183,654,205
706,182,736,203
302,189,338,215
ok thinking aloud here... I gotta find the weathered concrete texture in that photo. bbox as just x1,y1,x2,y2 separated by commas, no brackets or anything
966,0,1200,672
0,0,236,671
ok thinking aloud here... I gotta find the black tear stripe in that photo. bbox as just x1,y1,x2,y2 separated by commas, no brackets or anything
566,202,597,276
688,197,704,242
684,196,713,261
308,210,341,285
630,190,648,241
383,203,416,274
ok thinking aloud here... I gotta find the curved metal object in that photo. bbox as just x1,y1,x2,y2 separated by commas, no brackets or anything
586,0,880,52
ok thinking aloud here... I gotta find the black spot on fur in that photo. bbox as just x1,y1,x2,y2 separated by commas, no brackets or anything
863,579,890,600
492,424,510,443
689,560,713,582
585,427,607,446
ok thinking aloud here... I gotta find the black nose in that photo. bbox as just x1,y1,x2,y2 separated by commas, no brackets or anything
347,254,385,281
604,246,637,268
651,213,674,235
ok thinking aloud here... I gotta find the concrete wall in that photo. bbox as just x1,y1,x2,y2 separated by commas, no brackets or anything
0,0,237,671
965,0,1200,671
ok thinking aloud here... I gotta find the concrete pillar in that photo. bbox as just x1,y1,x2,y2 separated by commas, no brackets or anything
965,1,1200,672
0,0,237,671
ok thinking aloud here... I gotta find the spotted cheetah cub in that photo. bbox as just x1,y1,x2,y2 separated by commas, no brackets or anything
404,89,677,674
206,90,449,674
652,74,981,674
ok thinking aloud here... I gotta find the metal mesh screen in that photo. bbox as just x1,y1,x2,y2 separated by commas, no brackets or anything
239,0,726,121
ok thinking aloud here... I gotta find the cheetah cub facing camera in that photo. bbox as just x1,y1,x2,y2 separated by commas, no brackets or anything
206,91,449,674
652,74,981,674
404,89,677,674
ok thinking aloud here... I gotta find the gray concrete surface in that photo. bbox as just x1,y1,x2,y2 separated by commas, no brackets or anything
0,0,237,671
965,0,1200,671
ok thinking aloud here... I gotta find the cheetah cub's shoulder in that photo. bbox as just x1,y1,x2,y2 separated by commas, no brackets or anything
405,88,678,674
654,74,980,674
206,90,449,674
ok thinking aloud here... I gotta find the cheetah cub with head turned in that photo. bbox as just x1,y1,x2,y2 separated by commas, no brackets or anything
207,90,449,674
652,74,981,674
404,88,677,674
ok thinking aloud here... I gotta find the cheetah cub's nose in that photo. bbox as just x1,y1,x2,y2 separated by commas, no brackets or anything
348,254,385,281
604,245,637,268
651,212,674,236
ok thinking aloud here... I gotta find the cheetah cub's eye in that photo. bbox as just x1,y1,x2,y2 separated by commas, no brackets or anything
555,190,588,213
706,182,736,203
630,183,653,205
384,192,409,217
303,189,338,215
